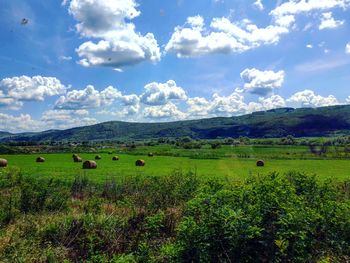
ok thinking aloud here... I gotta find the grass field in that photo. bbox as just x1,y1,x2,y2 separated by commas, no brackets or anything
1,150,349,182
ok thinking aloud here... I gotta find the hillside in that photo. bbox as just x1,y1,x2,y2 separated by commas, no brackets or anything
1,105,350,142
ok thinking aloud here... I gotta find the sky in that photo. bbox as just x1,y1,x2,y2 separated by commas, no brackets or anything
0,0,350,133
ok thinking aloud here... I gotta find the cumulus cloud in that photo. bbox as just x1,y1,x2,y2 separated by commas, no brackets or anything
207,92,247,116
0,76,66,108
165,0,350,58
0,113,41,133
55,85,121,110
0,110,97,133
144,102,186,120
41,109,97,129
165,16,292,57
140,80,187,105
187,97,211,117
319,12,344,30
245,95,286,113
287,89,339,107
0,94,23,110
258,95,286,109
270,0,350,19
67,0,161,68
240,68,285,96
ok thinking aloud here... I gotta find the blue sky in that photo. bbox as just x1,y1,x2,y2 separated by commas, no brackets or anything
0,0,350,132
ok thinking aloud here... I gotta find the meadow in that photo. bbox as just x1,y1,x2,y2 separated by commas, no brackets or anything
1,144,350,182
1,143,350,262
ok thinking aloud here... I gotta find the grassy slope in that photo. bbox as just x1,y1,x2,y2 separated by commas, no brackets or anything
2,105,350,142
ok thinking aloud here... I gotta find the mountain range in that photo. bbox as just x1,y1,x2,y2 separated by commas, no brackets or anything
1,105,350,142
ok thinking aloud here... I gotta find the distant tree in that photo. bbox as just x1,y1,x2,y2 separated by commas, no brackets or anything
210,141,222,149
239,136,250,145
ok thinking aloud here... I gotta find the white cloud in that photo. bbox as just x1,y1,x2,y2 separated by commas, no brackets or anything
258,95,286,109
59,55,73,61
41,109,97,130
271,0,350,19
0,76,66,103
165,16,291,57
306,44,313,48
319,12,344,30
287,89,339,107
0,110,97,133
165,0,349,58
207,92,247,116
140,80,187,105
0,93,23,110
253,0,264,10
67,0,161,68
144,102,186,120
187,97,211,117
76,32,160,68
240,68,285,96
346,42,350,54
55,85,121,110
0,113,41,133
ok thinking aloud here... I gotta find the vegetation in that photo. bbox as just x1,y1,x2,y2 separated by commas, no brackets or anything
0,168,349,262
1,105,350,143
1,150,350,182
1,133,350,261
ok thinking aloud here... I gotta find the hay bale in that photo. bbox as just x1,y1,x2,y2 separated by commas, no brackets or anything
72,154,78,158
148,152,154,157
135,159,145,167
36,157,45,163
95,155,102,160
112,156,119,161
256,160,265,167
83,160,97,169
73,156,82,163
0,159,8,167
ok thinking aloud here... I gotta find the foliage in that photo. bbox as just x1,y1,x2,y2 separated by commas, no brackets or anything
2,105,350,143
0,168,349,262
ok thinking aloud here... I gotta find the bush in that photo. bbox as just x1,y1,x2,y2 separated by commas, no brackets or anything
174,172,350,262
0,170,349,262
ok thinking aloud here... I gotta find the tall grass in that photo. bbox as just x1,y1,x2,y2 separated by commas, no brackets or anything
0,169,349,262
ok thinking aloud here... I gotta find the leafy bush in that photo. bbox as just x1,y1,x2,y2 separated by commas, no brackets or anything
0,170,349,262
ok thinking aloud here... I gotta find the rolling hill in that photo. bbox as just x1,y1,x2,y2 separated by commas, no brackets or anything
1,105,350,142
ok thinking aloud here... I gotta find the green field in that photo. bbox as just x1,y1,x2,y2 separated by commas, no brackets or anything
1,150,349,182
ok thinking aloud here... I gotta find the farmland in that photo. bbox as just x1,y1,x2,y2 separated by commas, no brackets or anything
1,142,350,262
1,144,350,182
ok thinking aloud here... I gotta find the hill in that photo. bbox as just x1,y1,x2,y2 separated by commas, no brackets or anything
1,105,350,142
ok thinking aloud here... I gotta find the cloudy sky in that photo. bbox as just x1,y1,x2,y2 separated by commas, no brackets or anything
1,0,350,132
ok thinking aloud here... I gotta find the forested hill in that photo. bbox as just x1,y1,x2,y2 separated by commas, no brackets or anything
1,105,350,142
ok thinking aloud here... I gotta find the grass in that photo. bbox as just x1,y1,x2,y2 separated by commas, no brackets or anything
1,151,349,183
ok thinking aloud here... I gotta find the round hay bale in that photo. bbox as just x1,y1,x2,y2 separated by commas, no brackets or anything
148,152,154,157
95,155,102,160
73,156,82,163
83,160,97,169
256,160,265,167
135,159,145,167
0,158,8,167
36,157,45,163
112,156,119,161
